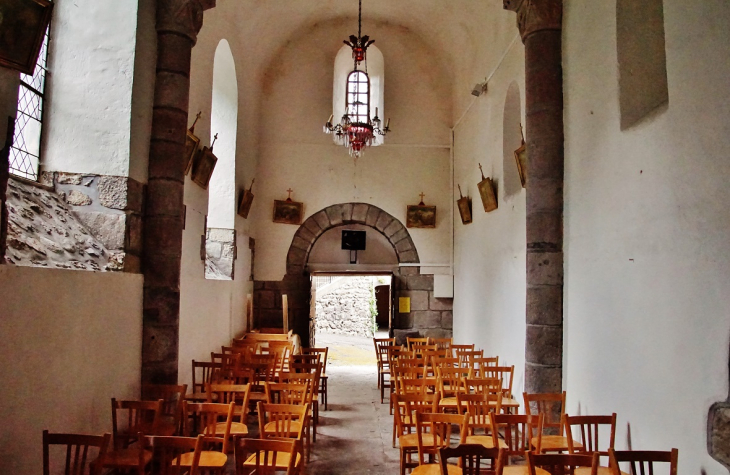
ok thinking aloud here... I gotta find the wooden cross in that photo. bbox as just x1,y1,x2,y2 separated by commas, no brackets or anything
210,133,218,151
419,192,425,205
479,163,485,180
189,111,202,132
286,188,294,200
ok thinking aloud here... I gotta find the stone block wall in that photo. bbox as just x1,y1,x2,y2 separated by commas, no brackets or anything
253,275,311,343
40,171,144,272
392,269,453,345
315,276,375,337
205,227,235,280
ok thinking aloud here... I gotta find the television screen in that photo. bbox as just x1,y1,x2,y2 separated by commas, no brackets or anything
341,230,366,250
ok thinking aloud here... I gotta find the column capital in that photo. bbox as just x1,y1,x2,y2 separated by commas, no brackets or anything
156,0,207,44
503,0,562,41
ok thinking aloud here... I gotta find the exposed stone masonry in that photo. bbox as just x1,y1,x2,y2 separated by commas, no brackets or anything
392,270,453,345
205,227,235,280
4,177,115,271
315,276,377,337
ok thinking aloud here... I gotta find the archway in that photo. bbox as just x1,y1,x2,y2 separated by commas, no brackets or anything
284,202,420,276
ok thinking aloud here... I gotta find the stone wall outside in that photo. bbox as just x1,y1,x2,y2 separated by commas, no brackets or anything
315,276,376,337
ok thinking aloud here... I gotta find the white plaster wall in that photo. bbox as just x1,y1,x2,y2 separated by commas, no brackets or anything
43,0,143,179
0,266,143,474
563,1,730,473
251,19,453,280
308,223,399,268
452,35,527,391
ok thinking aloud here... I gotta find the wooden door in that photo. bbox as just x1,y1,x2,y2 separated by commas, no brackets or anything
309,284,316,348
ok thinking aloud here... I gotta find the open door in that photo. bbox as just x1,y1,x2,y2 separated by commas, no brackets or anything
309,282,317,348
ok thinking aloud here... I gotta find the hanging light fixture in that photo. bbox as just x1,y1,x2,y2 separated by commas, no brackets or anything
323,0,390,157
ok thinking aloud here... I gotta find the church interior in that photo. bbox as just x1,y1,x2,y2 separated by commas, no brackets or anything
1,0,729,473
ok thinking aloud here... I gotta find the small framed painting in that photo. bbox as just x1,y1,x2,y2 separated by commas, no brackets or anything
478,177,498,212
0,0,53,75
273,199,303,225
457,196,472,225
191,146,218,189
514,141,527,188
184,130,200,175
406,204,436,228
238,187,254,219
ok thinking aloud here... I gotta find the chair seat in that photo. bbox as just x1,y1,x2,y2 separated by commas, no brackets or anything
243,450,301,468
103,448,153,468
575,466,625,475
412,462,462,475
215,421,249,436
176,450,227,468
463,435,508,449
185,391,217,402
398,433,439,448
531,435,582,452
503,465,551,475
439,397,458,407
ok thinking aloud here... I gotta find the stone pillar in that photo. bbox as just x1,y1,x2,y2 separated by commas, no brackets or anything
0,118,13,264
142,0,210,385
504,0,564,393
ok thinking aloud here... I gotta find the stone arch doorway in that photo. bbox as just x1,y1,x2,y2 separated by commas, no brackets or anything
284,203,420,276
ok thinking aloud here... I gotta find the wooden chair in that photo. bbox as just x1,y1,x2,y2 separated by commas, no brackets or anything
458,349,485,368
432,337,453,350
526,451,599,475
189,360,220,402
439,444,504,475
464,377,503,396
523,391,581,453
392,392,440,475
265,381,313,460
407,336,433,350
480,365,515,399
302,346,329,410
374,338,395,402
449,344,475,358
457,392,505,449
267,340,294,374
211,352,241,383
468,356,499,375
608,448,678,475
43,430,111,475
565,414,617,475
412,412,469,475
182,401,235,473
103,399,162,475
234,436,300,475
290,361,322,432
255,402,306,471
147,434,204,475
436,366,469,412
206,383,252,443
143,384,188,436
490,413,543,475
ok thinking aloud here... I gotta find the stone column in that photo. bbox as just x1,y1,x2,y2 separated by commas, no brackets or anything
504,0,564,394
142,0,211,385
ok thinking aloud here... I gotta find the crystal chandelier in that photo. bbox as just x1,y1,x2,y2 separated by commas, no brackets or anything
324,0,390,157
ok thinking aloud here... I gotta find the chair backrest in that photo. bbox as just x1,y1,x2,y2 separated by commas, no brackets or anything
146,434,203,475
191,360,219,395
608,448,678,475
491,413,543,457
302,347,329,373
142,384,188,431
234,436,299,475
458,349,485,368
468,356,499,375
206,383,251,424
457,392,503,438
211,351,241,382
436,366,469,398
432,337,453,350
450,344,475,357
267,340,294,371
257,401,307,440
439,444,503,475
392,393,440,436
565,413,617,455
290,362,321,387
43,430,111,475
464,377,503,396
414,412,469,464
407,336,433,350
387,346,413,366
431,356,460,370
265,382,309,405
374,337,396,358
182,401,235,453
111,398,163,448
479,365,515,398
523,391,567,435
527,452,599,475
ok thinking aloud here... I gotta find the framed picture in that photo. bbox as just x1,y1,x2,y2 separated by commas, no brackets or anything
0,0,53,75
514,141,527,188
457,196,472,224
406,204,436,228
238,188,254,219
184,130,200,175
191,146,217,189
273,199,303,225
478,177,498,212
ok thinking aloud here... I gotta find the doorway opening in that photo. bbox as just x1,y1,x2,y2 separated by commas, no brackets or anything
310,273,392,367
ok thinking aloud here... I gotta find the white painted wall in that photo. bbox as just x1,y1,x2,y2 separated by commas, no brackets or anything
452,30,527,393
251,19,453,281
43,0,146,180
0,266,143,474
563,1,730,473
208,39,238,229
308,222,399,270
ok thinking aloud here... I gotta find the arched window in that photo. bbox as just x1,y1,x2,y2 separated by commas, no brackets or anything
333,44,384,145
346,70,370,123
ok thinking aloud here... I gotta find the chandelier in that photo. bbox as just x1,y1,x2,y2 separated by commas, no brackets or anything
323,0,390,157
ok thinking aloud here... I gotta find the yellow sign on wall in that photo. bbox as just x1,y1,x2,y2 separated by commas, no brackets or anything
399,297,411,313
